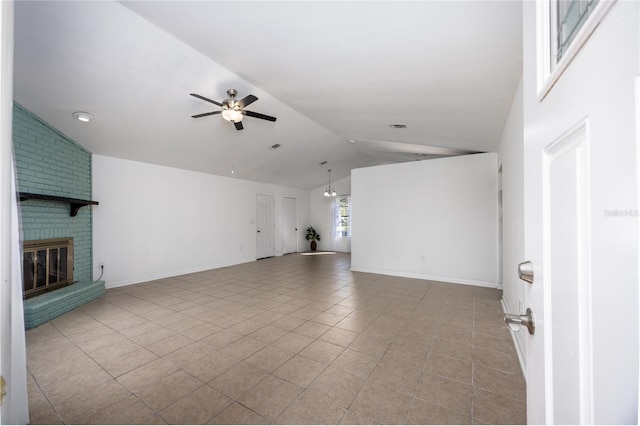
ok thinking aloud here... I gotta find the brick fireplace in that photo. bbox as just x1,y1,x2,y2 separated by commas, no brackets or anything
13,103,103,329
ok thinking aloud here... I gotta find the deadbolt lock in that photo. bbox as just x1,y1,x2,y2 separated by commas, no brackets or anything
518,261,534,284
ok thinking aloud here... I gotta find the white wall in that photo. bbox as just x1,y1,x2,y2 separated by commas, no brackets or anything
351,153,499,287
93,155,310,288
309,175,351,252
497,77,526,369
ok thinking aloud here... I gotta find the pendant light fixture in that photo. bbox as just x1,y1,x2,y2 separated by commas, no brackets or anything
323,169,337,197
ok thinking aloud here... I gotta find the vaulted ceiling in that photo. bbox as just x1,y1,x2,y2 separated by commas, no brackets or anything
13,1,522,189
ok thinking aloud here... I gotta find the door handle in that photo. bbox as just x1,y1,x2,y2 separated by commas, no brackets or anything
504,307,535,335
518,261,534,284
0,376,5,406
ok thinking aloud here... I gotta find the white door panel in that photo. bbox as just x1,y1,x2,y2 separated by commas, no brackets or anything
256,194,275,259
523,1,638,423
543,121,592,424
282,197,297,254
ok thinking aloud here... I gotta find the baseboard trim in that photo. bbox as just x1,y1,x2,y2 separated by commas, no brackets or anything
502,297,527,379
104,259,255,289
350,266,499,288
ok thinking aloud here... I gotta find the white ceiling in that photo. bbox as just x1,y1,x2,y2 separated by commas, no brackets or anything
13,1,522,189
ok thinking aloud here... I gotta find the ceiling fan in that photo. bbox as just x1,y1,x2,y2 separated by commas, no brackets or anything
189,89,277,131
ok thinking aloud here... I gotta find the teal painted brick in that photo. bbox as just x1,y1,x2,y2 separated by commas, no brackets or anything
14,104,102,329
13,103,94,283
24,281,105,329
13,104,92,200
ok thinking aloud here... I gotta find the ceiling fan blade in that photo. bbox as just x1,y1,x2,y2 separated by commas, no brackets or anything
191,111,221,118
189,93,223,106
243,110,277,122
237,94,258,108
234,121,244,131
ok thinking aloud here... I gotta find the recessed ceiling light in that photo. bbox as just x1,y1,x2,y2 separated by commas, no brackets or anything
73,112,93,122
389,124,407,129
269,143,281,150
348,139,356,143
319,161,328,165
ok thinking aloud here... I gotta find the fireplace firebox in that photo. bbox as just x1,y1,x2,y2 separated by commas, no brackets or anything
23,238,74,299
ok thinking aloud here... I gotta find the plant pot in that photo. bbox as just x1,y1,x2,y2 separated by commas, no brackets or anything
310,241,317,251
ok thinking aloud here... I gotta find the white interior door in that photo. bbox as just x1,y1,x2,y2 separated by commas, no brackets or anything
256,194,275,259
523,2,639,423
282,197,297,254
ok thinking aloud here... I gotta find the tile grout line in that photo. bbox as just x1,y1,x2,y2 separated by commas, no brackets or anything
27,254,524,425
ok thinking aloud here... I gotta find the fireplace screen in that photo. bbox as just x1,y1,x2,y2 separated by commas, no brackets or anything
23,238,73,299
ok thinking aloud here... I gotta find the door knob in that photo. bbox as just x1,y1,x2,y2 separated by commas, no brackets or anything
257,230,261,233
518,261,534,284
504,308,535,335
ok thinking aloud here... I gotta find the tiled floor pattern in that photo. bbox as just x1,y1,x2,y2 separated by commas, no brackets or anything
27,253,526,425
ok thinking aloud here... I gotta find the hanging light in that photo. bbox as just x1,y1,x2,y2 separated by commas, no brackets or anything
324,169,337,197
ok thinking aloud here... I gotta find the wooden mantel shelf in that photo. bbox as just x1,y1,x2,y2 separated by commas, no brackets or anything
19,192,99,217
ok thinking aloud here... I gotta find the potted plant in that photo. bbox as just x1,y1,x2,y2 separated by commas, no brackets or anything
305,226,321,251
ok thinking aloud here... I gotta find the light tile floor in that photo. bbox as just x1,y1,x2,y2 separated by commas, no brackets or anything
26,253,526,425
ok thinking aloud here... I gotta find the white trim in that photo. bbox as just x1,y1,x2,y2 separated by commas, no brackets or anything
104,258,256,289
537,0,617,101
635,75,640,423
350,266,499,288
502,298,527,378
536,0,553,93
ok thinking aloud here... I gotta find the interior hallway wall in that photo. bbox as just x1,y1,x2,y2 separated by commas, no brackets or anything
351,153,499,287
497,76,526,369
93,155,310,288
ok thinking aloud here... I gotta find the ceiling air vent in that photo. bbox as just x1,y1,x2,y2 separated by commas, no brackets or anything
269,143,281,150
389,124,407,129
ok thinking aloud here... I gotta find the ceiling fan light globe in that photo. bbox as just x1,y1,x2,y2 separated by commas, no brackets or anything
222,109,243,123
